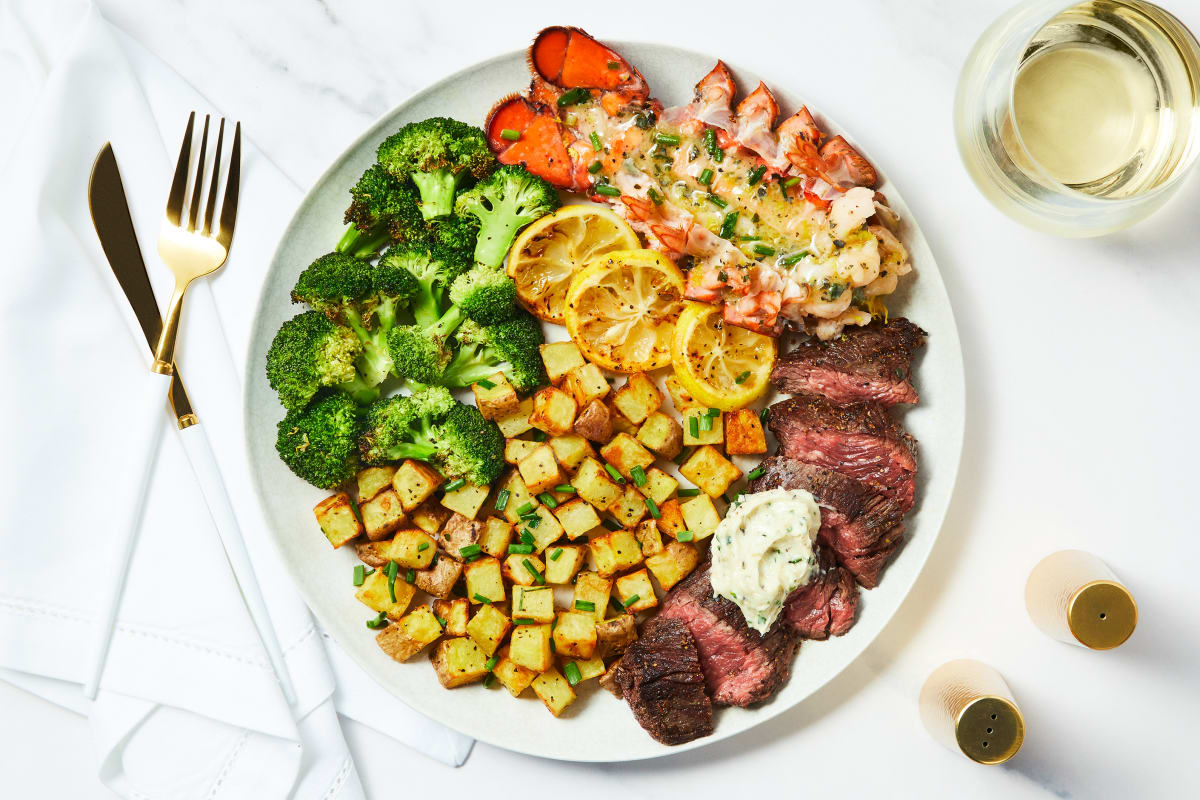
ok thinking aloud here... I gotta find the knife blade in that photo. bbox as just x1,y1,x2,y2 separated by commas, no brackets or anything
89,144,196,427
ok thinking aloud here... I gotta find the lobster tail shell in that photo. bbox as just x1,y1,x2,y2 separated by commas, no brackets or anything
528,26,649,102
484,94,577,189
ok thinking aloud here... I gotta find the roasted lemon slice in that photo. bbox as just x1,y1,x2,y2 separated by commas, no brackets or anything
508,204,640,324
564,250,685,373
671,302,776,410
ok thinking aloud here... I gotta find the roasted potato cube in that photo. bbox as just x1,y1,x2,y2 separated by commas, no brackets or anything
438,513,484,560
355,569,415,620
413,556,463,599
359,489,407,541
314,493,361,548
664,374,699,412
565,656,606,682
680,493,722,540
589,529,643,577
389,528,438,569
614,568,657,612
633,519,664,556
655,498,688,538
681,408,724,446
607,400,639,435
553,611,598,658
375,606,442,662
391,460,443,511
503,553,547,587
434,598,469,636
572,572,612,622
564,362,610,407
529,386,577,436
504,437,540,465
517,444,563,494
440,482,490,520
573,398,613,442
509,624,554,672
573,457,623,510
495,468,537,524
354,539,392,569
608,484,647,528
526,505,565,552
612,372,663,424
496,396,534,438
552,498,601,540
599,433,654,480
409,498,451,534
466,603,511,657
645,541,702,590
635,411,683,460
595,615,638,660
356,466,397,503
479,517,514,558
471,373,520,420
492,646,536,696
725,408,768,454
532,667,577,716
539,341,585,384
547,434,595,471
432,637,489,688
512,585,555,623
636,467,678,505
464,557,505,604
681,445,741,498
544,545,585,584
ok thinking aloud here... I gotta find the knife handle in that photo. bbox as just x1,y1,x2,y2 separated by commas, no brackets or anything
177,422,298,706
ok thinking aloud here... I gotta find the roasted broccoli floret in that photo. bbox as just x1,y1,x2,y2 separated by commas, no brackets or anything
433,402,505,485
453,164,560,268
266,311,380,410
441,311,547,392
377,117,494,221
448,264,518,325
276,392,362,489
385,305,468,386
377,239,472,327
337,165,427,258
428,214,480,263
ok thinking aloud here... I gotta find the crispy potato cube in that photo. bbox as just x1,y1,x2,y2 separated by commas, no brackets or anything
553,611,598,658
526,505,565,553
636,467,678,505
564,362,610,407
517,444,563,494
495,469,537,524
355,569,415,620
681,445,741,497
614,569,658,612
413,556,463,599
503,553,547,587
391,460,443,511
529,386,577,436
532,667,577,716
636,412,683,460
466,604,511,657
479,517,513,558
725,408,768,454
645,541,702,590
552,498,601,540
496,397,534,438
664,374,699,412
492,646,536,696
314,493,361,548
471,373,520,420
354,539,392,569
359,489,407,541
594,614,638,660
608,484,647,528
612,372,663,424
434,598,469,636
509,624,553,672
680,493,722,540
389,528,438,569
573,398,613,442
599,433,654,480
548,434,595,471
681,408,724,446
504,438,540,465
565,656,606,682
655,498,688,538
464,557,505,604
356,466,397,503
409,499,451,534
512,585,555,623
589,529,643,578
375,606,442,662
440,482,490,520
438,513,484,560
544,545,585,584
573,457,623,510
539,341,585,384
607,401,639,435
432,637,489,688
633,519,664,556
572,572,612,622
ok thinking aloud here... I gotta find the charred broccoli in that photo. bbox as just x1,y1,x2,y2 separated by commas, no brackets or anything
276,392,362,489
453,164,560,268
377,117,494,221
337,164,427,258
266,310,380,411
441,311,547,392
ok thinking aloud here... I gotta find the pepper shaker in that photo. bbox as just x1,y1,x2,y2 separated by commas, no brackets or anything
919,659,1025,764
1025,550,1137,650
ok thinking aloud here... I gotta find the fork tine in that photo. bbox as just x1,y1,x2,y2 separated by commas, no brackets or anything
187,115,210,232
165,112,195,227
203,118,226,236
217,121,241,248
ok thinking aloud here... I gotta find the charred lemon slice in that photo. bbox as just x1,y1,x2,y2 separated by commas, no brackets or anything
508,205,640,324
564,250,685,373
671,302,776,410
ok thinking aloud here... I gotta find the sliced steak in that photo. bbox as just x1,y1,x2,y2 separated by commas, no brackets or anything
783,547,860,639
767,395,917,510
772,318,926,406
612,617,714,745
750,457,906,588
659,561,799,707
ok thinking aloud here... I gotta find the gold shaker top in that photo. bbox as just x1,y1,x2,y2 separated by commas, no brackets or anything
1067,580,1137,650
955,696,1024,764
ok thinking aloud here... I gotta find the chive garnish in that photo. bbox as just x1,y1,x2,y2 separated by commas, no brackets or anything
760,407,770,424
417,541,430,552
516,502,535,516
748,467,766,480
703,128,723,162
554,484,576,494
688,416,699,438
557,87,591,106
622,594,641,608
654,132,681,146
735,371,751,384
473,593,493,604
719,211,738,239
353,564,366,586
508,543,534,554
405,569,415,584
747,165,767,185
677,488,701,497
443,477,466,493
783,176,802,188
495,489,510,511
647,187,663,205
520,529,534,546
604,463,625,483
574,600,596,612
602,518,622,531
753,243,776,256
588,160,603,174
485,656,499,672
526,514,542,529
537,492,558,509
590,131,603,152
365,612,388,629
549,638,556,653
500,128,520,141
459,544,482,559
677,530,695,542
513,617,537,625
780,251,808,266
595,184,621,197
706,193,727,209
563,661,583,686
531,430,547,441
699,413,713,432
550,548,563,561
384,561,398,602
630,465,647,487
707,407,721,417
698,167,714,185
435,616,447,629
522,558,544,584
644,497,661,519
476,378,496,389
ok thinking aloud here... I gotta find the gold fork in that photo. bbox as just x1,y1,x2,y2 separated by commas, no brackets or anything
152,112,242,374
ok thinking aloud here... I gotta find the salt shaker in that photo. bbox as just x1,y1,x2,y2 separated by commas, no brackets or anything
919,659,1025,764
1025,550,1137,650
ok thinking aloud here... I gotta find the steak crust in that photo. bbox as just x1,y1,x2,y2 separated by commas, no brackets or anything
784,547,860,638
613,616,714,745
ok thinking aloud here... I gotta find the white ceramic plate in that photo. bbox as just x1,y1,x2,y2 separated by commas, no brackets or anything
244,41,964,762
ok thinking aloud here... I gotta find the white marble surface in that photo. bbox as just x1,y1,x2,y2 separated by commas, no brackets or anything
6,0,1200,796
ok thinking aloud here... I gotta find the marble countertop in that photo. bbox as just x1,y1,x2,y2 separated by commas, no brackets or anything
6,0,1200,796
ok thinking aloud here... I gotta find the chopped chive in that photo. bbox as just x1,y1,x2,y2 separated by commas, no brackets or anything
537,492,558,509
783,175,802,188
508,543,534,554
735,371,751,385
677,530,695,542
563,661,583,686
677,488,701,497
384,561,398,601
739,234,760,241
575,600,596,612
595,184,621,197
602,518,622,531
517,502,535,516
703,128,724,162
706,193,727,209
405,569,415,584
698,167,714,185
753,243,776,256
417,541,430,552
353,564,366,586
549,548,563,561
604,463,625,483
654,132,681,146
588,160,603,174
435,616,447,629
760,407,770,424
630,465,647,487
526,514,542,529
500,128,521,141
513,617,537,625
689,416,699,438
495,489,511,511
485,655,499,671
522,558,544,584
554,484,576,494
520,529,534,546
645,497,661,519
707,407,721,417
622,594,641,608
549,637,556,653
482,672,496,687
699,413,713,432
647,186,663,205
590,131,603,152
748,467,766,480
780,251,809,266
473,593,493,604
443,477,466,493
557,87,591,106
531,430,547,441
747,164,767,185
459,544,482,559
476,378,496,389
365,612,388,629
719,211,739,239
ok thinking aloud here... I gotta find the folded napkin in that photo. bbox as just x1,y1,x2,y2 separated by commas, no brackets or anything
0,2,472,796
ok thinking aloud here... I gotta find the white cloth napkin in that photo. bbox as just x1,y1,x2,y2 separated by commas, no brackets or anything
0,2,473,796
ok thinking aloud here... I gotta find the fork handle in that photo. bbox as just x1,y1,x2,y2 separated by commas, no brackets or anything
152,280,189,374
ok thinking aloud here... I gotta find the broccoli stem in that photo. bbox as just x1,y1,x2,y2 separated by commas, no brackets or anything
441,348,505,388
411,281,442,328
386,442,439,461
336,223,391,258
474,216,520,270
338,373,381,405
342,307,394,383
411,169,462,221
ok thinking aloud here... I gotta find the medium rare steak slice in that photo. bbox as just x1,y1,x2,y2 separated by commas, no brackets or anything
612,616,714,745
750,457,906,588
659,561,799,707
783,547,860,639
767,395,917,510
772,318,926,406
